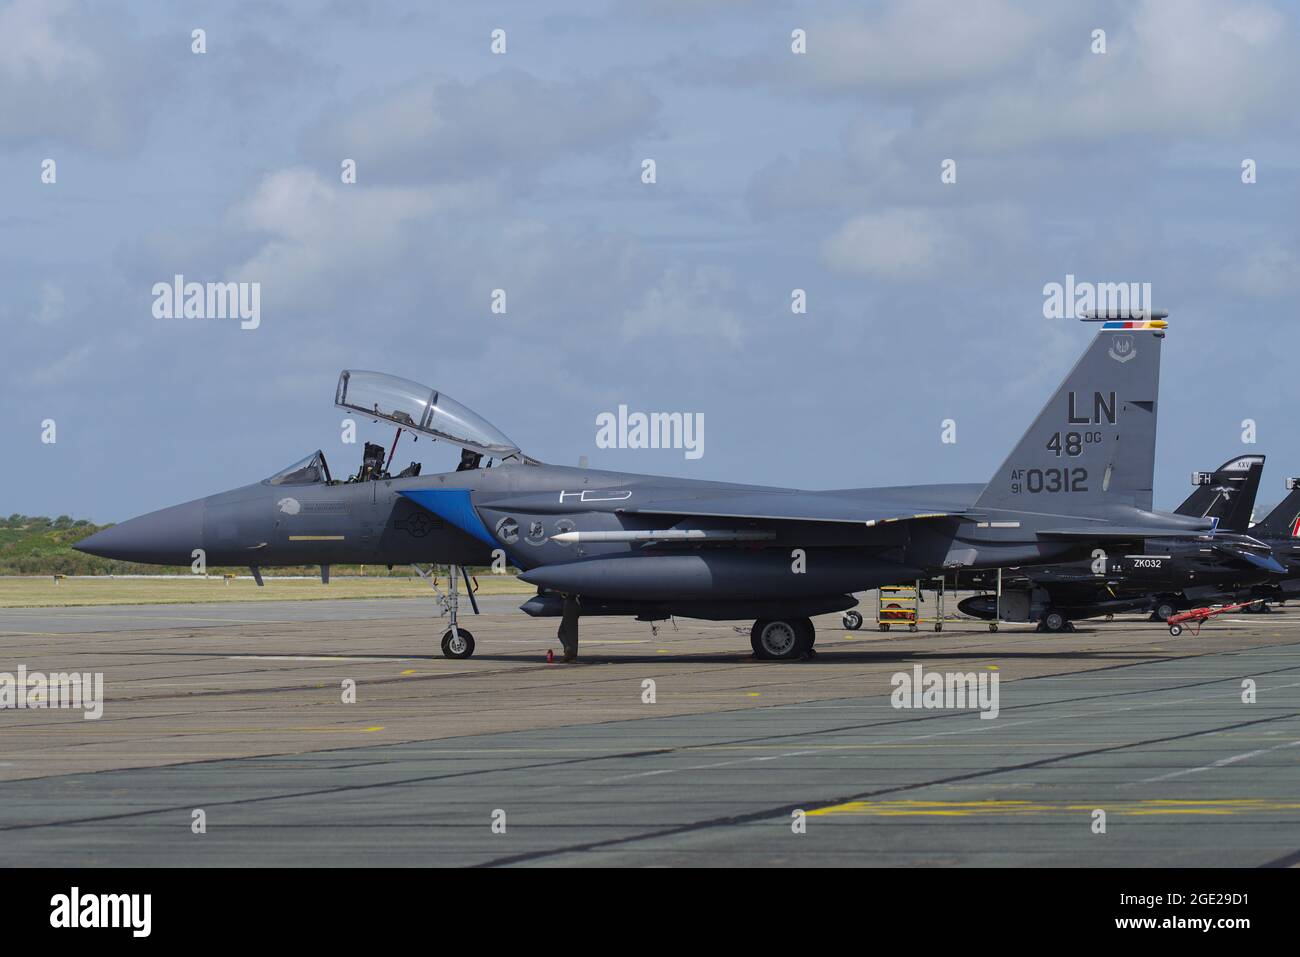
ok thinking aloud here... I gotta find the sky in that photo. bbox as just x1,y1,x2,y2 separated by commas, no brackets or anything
2,0,1298,522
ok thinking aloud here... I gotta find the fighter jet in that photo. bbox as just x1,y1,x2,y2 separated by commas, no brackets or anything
77,314,1215,661
1237,476,1300,606
956,455,1283,630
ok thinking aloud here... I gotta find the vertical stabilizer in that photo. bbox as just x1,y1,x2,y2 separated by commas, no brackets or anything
975,319,1166,514
1175,455,1264,532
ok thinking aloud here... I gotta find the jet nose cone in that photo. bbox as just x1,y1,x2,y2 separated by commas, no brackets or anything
74,499,206,564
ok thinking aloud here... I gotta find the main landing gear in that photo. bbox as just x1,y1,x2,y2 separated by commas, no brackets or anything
1150,599,1178,622
557,594,580,662
1037,609,1074,633
750,617,816,661
414,563,479,659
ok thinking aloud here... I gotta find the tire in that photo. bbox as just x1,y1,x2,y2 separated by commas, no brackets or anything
798,618,817,649
1153,601,1176,622
1168,624,1183,637
441,628,475,659
1041,610,1068,633
842,611,864,631
989,623,999,633
750,618,810,661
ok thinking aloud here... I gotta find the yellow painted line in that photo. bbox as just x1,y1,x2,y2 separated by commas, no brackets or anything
809,798,1300,818
288,535,346,541
400,669,416,675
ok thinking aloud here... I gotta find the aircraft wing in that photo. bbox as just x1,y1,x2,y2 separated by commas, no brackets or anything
1039,524,1215,539
620,492,969,527
475,487,978,527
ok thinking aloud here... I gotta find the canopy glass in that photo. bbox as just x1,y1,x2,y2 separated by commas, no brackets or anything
335,370,521,458
267,450,330,485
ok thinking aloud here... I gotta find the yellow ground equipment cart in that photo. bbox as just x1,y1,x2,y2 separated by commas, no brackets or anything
877,584,919,632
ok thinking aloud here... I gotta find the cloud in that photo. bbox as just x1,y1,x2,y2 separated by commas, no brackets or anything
822,208,955,280
1218,241,1300,298
877,0,1299,152
0,0,161,151
302,69,661,183
797,0,1049,94
21,342,91,387
32,282,65,325
620,264,746,346
226,166,494,304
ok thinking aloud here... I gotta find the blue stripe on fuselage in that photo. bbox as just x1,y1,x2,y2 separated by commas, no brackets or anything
400,488,497,548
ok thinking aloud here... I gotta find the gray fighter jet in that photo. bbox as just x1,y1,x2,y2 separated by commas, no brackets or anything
77,315,1214,661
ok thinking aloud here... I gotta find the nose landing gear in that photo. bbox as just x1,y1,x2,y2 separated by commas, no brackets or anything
414,563,480,659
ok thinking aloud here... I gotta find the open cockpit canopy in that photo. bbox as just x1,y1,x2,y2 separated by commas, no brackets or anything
335,370,522,459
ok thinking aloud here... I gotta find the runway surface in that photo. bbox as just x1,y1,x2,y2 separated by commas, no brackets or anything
1,595,1298,866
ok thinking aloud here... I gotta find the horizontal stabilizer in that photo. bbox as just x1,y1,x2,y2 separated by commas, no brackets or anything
1211,539,1287,573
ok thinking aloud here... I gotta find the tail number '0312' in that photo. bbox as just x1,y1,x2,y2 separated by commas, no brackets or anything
1012,468,1089,494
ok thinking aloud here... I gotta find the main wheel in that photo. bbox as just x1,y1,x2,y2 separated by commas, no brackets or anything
842,610,864,631
1153,601,1176,622
750,618,810,661
1041,610,1068,633
1168,624,1183,637
798,618,817,648
441,628,475,659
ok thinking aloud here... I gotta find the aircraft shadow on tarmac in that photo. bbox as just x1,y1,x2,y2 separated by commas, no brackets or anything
253,647,1182,666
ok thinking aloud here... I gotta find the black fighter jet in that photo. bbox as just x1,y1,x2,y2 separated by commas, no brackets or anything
1238,477,1300,607
956,454,1283,630
77,316,1217,661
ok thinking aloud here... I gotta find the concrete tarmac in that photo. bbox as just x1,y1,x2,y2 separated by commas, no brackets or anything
1,595,1297,866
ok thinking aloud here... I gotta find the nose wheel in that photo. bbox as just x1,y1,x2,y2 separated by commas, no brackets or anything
441,627,475,659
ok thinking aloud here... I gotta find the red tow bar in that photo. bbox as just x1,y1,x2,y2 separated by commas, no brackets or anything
1165,600,1263,637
